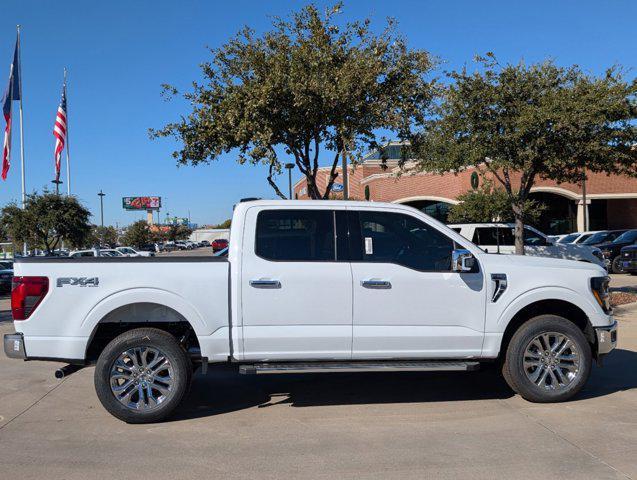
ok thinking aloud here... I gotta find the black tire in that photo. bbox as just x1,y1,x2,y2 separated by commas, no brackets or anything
611,256,626,274
502,315,592,403
94,328,192,423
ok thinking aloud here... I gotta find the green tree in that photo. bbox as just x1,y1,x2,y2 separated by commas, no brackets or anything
0,191,91,254
90,225,119,247
165,224,192,242
152,3,435,199
447,181,545,224
414,54,637,254
122,220,151,249
212,219,231,229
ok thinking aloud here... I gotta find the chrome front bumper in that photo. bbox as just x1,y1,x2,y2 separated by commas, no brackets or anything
595,321,618,356
3,333,26,359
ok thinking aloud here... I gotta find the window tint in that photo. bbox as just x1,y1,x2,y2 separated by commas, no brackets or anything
357,211,454,271
523,228,547,246
256,210,335,261
472,227,514,246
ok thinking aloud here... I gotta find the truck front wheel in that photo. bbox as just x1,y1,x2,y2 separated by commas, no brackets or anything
503,315,592,402
94,328,192,423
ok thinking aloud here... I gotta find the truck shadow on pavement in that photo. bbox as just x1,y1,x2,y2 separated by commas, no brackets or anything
172,349,637,421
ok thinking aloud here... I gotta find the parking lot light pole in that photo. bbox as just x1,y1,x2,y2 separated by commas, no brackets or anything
98,190,106,227
285,163,295,199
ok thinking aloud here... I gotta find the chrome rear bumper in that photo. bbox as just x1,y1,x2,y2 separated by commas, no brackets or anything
3,333,26,359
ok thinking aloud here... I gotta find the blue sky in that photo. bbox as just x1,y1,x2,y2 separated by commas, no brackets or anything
0,0,635,227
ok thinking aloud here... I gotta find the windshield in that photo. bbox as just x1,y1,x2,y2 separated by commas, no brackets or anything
613,230,637,244
558,233,580,243
121,248,134,253
582,232,608,244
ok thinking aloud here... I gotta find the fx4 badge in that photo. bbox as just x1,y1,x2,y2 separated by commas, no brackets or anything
57,277,99,288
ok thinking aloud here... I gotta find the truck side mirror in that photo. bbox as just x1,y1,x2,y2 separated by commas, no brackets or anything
452,249,476,272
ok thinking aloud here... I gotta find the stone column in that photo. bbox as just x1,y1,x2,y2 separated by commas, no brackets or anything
576,199,590,232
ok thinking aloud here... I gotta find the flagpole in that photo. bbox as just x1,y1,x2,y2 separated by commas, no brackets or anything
17,25,26,254
64,67,70,195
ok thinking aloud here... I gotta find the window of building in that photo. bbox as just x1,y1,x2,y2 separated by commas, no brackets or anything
256,210,335,261
356,211,454,271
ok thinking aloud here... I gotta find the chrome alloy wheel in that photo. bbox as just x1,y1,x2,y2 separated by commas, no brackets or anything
523,332,581,390
109,347,174,410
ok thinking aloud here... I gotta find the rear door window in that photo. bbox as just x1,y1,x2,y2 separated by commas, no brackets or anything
256,210,335,261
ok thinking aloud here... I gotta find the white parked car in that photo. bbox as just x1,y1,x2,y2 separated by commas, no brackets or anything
5,201,616,423
68,249,124,258
557,231,601,244
116,246,154,257
449,223,605,267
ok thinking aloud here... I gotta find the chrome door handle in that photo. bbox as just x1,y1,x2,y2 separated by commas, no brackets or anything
249,279,281,289
361,279,392,289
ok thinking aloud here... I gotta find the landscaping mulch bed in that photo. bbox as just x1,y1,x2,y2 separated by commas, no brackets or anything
610,291,637,307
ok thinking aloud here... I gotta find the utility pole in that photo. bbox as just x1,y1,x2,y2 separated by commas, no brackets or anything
285,163,295,199
98,190,106,227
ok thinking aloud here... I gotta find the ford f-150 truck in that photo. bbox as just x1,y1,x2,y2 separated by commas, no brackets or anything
4,200,617,423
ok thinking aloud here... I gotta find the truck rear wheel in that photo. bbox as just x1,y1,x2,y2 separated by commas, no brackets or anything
502,315,591,402
94,328,192,423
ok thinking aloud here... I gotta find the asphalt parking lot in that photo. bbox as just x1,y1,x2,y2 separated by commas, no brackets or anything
0,270,636,479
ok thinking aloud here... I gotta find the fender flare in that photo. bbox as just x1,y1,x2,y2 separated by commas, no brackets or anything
496,286,600,331
79,287,209,338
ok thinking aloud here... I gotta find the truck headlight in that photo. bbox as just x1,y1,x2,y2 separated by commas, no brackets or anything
590,276,611,313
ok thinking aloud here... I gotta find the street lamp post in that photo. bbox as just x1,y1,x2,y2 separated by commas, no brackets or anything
285,163,295,199
98,190,106,227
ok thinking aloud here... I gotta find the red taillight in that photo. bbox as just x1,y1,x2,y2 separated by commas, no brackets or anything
11,276,49,321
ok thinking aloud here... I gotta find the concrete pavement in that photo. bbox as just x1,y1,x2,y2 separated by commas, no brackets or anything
0,284,636,479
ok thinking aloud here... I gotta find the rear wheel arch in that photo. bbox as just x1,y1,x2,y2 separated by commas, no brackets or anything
85,302,200,362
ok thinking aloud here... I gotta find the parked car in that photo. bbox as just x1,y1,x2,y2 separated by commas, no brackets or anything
4,200,616,423
581,230,628,247
557,231,601,244
0,268,13,293
200,240,211,247
69,249,124,258
620,245,637,275
596,229,637,273
116,246,155,257
174,241,189,250
449,223,605,267
211,238,229,252
0,260,14,270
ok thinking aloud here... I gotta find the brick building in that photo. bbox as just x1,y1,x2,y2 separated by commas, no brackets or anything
293,142,637,234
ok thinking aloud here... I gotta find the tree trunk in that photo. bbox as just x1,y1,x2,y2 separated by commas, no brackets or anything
512,203,525,255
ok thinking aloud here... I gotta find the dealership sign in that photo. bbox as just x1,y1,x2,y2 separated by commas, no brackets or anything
122,196,162,210
332,183,344,193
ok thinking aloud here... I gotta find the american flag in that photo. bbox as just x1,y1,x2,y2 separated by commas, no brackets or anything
53,84,67,181
1,68,13,181
2,40,20,181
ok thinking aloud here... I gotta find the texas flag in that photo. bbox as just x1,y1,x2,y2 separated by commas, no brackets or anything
2,39,20,181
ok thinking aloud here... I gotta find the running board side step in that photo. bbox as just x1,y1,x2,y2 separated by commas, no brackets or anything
239,360,480,375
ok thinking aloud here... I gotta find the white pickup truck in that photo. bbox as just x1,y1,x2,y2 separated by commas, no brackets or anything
4,200,617,423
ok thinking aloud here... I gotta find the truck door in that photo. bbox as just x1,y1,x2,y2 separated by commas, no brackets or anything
240,207,353,360
348,208,486,358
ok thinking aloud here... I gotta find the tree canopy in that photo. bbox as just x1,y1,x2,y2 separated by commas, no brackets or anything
413,54,637,253
122,220,151,249
152,3,435,199
1,192,92,253
447,181,545,224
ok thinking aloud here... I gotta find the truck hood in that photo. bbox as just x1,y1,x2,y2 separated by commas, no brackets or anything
483,252,606,273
